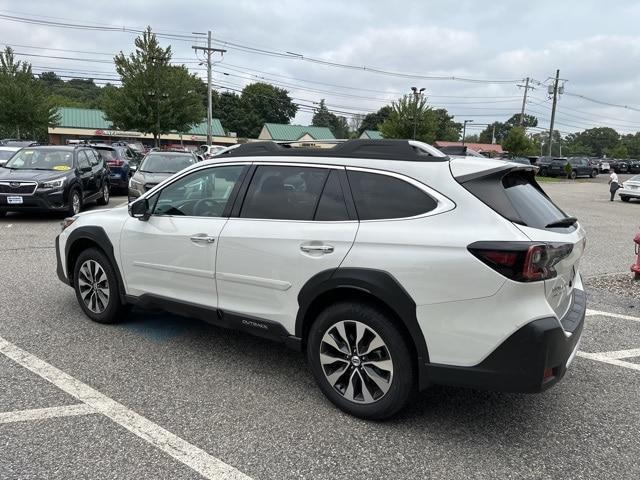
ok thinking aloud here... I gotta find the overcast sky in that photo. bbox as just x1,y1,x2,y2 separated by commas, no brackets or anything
1,0,639,137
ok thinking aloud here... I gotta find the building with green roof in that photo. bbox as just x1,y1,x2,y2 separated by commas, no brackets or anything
48,107,236,146
258,123,336,141
359,130,383,140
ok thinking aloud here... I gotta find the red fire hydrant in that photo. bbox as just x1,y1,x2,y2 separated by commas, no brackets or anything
631,230,640,279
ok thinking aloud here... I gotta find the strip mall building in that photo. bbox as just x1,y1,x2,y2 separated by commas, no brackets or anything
48,107,238,148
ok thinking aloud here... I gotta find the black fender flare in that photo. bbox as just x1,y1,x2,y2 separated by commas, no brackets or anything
65,226,127,304
296,268,430,388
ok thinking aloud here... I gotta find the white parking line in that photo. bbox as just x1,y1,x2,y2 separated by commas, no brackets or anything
577,351,640,372
0,335,252,480
0,404,96,425
586,309,640,323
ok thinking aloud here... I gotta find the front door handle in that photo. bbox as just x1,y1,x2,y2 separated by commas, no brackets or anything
300,244,334,254
190,234,216,244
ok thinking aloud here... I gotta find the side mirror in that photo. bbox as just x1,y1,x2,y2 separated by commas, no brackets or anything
129,197,151,221
130,164,138,172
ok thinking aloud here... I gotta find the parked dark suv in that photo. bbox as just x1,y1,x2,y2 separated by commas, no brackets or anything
0,146,110,217
92,144,140,192
548,157,598,179
535,156,554,176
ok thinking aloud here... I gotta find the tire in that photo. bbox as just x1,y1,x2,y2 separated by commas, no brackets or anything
72,248,128,324
0,211,6,218
539,167,548,177
569,170,577,180
67,188,82,216
590,169,597,178
621,196,630,202
307,302,416,420
96,184,110,206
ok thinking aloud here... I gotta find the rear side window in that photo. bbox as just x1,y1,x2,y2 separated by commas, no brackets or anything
347,170,437,220
240,165,328,220
462,171,569,230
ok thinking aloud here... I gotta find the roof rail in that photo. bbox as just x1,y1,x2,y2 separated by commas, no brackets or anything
220,139,449,162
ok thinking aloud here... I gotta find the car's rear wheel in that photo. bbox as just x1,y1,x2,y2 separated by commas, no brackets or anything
539,167,548,177
67,189,82,216
621,196,630,202
307,302,415,419
73,248,128,324
569,170,577,180
96,184,110,206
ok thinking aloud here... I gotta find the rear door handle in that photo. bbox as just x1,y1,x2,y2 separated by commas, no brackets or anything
190,234,216,244
300,244,334,254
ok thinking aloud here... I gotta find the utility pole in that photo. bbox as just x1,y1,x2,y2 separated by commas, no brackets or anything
410,87,425,140
193,31,226,145
491,124,496,144
462,119,473,145
517,77,533,126
548,69,560,156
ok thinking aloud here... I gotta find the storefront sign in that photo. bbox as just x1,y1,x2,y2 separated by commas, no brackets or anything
94,129,142,137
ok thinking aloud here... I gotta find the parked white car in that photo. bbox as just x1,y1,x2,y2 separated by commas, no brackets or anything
618,174,640,202
0,146,20,166
55,139,586,419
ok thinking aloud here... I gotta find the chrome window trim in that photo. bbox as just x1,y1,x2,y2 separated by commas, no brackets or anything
346,166,456,221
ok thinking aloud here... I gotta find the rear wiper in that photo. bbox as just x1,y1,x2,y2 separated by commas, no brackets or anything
546,217,577,228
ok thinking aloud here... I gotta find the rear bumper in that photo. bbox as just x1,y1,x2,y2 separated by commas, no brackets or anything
109,168,129,188
423,289,586,393
617,188,640,198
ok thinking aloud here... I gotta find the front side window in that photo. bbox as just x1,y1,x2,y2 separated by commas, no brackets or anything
153,165,246,217
240,165,329,220
78,151,91,170
347,170,437,220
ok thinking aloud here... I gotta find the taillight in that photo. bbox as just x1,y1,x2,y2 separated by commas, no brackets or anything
468,242,573,282
107,159,124,167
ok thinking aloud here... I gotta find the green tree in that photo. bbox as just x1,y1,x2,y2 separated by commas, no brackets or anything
312,99,349,138
239,82,297,138
102,28,205,146
606,144,629,159
0,47,58,140
479,114,538,144
358,106,391,136
379,95,439,143
502,126,532,157
620,132,640,158
570,127,619,157
433,108,461,141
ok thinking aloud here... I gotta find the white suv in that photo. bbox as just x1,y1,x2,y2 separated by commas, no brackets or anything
55,140,586,419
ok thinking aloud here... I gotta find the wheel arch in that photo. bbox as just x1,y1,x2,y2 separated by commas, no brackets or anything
297,268,430,390
65,226,127,304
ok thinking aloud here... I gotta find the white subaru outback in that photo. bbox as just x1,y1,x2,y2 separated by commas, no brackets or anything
56,139,586,419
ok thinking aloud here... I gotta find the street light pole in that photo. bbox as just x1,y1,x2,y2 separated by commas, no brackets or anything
462,120,473,145
411,87,425,140
193,32,226,145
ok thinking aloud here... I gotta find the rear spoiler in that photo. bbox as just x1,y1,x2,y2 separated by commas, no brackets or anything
455,163,538,184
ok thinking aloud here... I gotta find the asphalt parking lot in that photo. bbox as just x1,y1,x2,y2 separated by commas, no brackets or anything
1,180,640,480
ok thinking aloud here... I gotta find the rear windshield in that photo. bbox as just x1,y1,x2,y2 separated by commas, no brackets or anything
461,170,572,231
140,154,195,174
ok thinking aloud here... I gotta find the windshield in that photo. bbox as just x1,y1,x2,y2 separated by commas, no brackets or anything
139,154,195,174
4,149,74,171
0,150,17,161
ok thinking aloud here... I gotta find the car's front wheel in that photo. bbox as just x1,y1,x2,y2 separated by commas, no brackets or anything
307,302,416,419
68,189,82,216
73,248,128,324
621,196,630,202
590,169,598,178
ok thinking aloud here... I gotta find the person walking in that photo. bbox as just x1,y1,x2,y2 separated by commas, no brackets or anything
609,170,620,201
